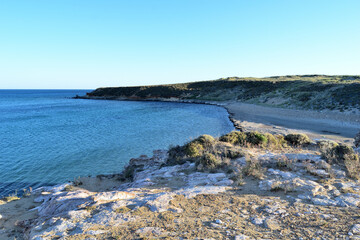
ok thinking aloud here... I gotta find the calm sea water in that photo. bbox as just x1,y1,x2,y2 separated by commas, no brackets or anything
0,90,233,197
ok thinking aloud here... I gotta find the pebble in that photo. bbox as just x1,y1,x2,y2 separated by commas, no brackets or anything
215,219,223,224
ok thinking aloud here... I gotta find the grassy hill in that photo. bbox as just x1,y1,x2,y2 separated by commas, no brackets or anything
86,75,360,111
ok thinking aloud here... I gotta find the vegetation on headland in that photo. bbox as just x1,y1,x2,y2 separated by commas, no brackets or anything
2,130,360,239
85,75,360,111
164,131,360,181
120,130,360,186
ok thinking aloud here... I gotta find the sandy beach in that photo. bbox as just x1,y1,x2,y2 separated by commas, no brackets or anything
223,102,360,143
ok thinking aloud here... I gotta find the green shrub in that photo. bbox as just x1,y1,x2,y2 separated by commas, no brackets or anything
185,142,204,157
265,133,287,149
198,153,222,170
285,133,311,146
322,143,358,164
219,131,246,145
167,145,188,165
317,140,338,150
246,132,268,146
194,134,215,147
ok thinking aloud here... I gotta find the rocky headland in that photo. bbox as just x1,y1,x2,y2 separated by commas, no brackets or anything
1,130,360,239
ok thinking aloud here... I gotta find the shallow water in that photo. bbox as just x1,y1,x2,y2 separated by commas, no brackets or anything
0,90,233,197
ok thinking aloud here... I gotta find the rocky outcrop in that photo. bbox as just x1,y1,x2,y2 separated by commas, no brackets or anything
355,131,360,147
6,143,360,239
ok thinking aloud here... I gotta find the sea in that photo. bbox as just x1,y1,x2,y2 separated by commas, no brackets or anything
0,90,234,197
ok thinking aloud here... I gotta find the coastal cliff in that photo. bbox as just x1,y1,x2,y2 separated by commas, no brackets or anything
82,75,360,112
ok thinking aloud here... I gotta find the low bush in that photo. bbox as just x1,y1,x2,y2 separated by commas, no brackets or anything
219,131,268,147
242,157,266,179
321,143,360,179
317,140,338,150
219,131,246,145
322,144,357,164
245,132,268,146
265,133,288,149
185,142,204,158
285,133,311,146
193,134,216,147
198,153,222,170
224,148,244,159
167,145,187,165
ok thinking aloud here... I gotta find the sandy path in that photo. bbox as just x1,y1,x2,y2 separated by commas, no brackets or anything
224,102,360,143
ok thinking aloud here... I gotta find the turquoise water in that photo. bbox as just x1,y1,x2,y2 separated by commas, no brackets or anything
0,90,233,197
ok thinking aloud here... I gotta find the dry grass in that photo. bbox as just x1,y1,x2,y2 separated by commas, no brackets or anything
242,157,266,180
65,193,360,239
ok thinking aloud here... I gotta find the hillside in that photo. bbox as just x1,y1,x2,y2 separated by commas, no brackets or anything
84,75,360,111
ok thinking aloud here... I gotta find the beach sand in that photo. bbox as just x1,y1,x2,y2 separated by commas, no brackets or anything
223,101,360,143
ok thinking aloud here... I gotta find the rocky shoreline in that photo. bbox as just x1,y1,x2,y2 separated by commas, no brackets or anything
1,129,360,239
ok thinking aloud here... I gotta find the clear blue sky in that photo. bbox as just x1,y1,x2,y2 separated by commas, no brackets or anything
0,0,359,89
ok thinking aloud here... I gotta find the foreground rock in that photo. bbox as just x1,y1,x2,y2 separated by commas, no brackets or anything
1,133,360,239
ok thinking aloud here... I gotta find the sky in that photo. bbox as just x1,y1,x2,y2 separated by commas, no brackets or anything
0,0,359,89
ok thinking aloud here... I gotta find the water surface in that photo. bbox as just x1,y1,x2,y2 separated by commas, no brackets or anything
0,90,234,196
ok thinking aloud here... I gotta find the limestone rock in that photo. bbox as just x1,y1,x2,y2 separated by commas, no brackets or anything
251,217,264,225
235,235,249,240
93,191,136,202
37,190,94,217
264,218,281,230
135,227,165,236
351,224,360,235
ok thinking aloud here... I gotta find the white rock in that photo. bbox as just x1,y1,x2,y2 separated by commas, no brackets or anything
176,186,229,199
336,194,360,207
0,214,2,220
235,235,249,240
145,192,175,212
351,224,360,235
215,219,223,224
37,190,94,217
311,198,338,206
66,210,91,220
208,173,226,182
251,217,264,225
85,230,108,235
267,168,296,179
308,169,329,178
93,191,135,202
135,227,164,235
